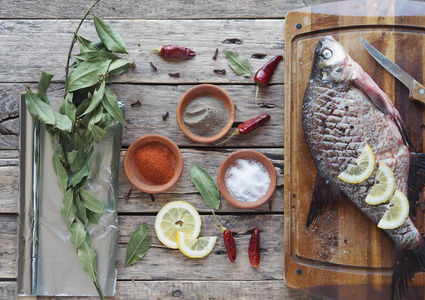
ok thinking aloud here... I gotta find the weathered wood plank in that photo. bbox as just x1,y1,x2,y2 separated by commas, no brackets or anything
0,282,16,300
1,214,285,280
0,0,335,20
0,150,18,213
1,83,284,149
0,19,284,84
0,214,18,278
0,147,283,214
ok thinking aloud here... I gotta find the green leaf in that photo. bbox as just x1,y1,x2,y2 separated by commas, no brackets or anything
77,36,101,52
93,16,128,54
108,59,132,76
60,188,76,228
125,224,152,267
86,210,101,225
71,147,93,187
52,153,68,192
89,105,104,127
79,189,105,213
75,97,90,117
60,93,76,124
190,163,220,209
66,59,111,93
74,51,121,63
70,221,87,249
88,123,107,143
37,71,54,103
75,194,88,226
223,50,251,77
25,89,56,125
66,149,78,166
82,80,106,116
54,112,72,132
102,87,125,124
77,242,98,281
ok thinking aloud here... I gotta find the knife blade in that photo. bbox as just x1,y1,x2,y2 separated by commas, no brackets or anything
360,37,425,106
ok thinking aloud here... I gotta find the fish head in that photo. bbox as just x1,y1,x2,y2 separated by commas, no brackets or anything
311,36,354,84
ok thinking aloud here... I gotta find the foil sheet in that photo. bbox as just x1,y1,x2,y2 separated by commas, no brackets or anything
18,95,123,296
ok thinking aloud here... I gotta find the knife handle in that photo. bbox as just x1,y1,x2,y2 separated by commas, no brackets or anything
410,80,425,106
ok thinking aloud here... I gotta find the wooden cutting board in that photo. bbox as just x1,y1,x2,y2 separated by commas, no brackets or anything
284,0,425,299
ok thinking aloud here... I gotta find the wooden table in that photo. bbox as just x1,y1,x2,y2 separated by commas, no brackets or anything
0,0,335,299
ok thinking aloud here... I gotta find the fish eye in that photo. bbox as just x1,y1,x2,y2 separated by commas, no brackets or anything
322,48,333,59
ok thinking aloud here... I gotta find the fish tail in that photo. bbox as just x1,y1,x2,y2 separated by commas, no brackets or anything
408,153,425,217
391,237,425,300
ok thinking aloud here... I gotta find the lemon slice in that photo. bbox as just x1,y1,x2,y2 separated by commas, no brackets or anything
154,201,202,249
176,231,217,258
365,162,396,205
338,144,375,184
377,190,409,229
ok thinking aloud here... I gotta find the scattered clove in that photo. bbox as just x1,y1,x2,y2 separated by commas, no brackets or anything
258,103,276,108
149,194,156,202
130,100,142,107
168,72,180,77
162,111,169,121
125,189,133,201
214,69,226,75
212,48,219,60
150,61,157,71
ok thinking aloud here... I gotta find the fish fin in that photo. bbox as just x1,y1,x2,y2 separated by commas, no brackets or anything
306,173,342,229
408,153,425,218
391,237,425,300
354,70,411,146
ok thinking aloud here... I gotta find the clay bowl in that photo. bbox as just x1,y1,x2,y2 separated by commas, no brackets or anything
124,134,184,194
176,84,235,144
217,150,277,209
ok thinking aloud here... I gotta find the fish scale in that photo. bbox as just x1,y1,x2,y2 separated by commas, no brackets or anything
302,36,425,299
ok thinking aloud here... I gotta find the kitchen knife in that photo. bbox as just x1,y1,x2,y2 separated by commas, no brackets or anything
361,37,425,106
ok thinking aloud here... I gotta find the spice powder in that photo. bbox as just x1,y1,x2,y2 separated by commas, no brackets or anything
134,141,176,185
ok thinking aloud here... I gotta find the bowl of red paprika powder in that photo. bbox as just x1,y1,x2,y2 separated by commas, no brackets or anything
124,134,184,194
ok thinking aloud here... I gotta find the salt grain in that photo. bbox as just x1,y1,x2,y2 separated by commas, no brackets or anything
224,158,270,202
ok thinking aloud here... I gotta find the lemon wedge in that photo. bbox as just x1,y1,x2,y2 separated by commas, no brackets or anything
176,231,217,258
365,162,396,205
377,190,409,229
338,144,375,184
154,201,202,249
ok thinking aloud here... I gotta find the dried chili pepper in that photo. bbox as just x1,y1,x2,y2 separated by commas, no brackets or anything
212,211,236,262
158,45,196,58
216,114,271,145
248,228,260,267
254,55,283,104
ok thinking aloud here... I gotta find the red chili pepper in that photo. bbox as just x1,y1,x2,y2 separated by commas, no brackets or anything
216,114,271,145
248,228,260,267
212,211,236,262
254,55,283,104
157,45,196,59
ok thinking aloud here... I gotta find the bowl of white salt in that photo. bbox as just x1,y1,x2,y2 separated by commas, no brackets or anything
176,84,235,143
217,150,277,209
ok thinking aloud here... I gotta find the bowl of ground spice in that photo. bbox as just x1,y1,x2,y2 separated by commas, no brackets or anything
124,134,184,194
217,150,277,209
177,84,235,143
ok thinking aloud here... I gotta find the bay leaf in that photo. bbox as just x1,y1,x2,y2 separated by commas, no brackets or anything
77,242,98,281
125,224,152,267
88,123,107,143
108,58,132,76
94,16,128,54
77,35,101,52
71,147,93,187
52,152,68,192
86,210,101,225
75,50,121,63
66,149,78,166
223,50,251,77
75,194,88,226
25,89,56,125
82,80,106,116
190,163,220,209
89,105,104,127
60,188,76,228
102,87,125,124
54,112,72,132
60,93,76,124
79,189,105,213
37,71,54,103
66,59,111,93
70,221,87,249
